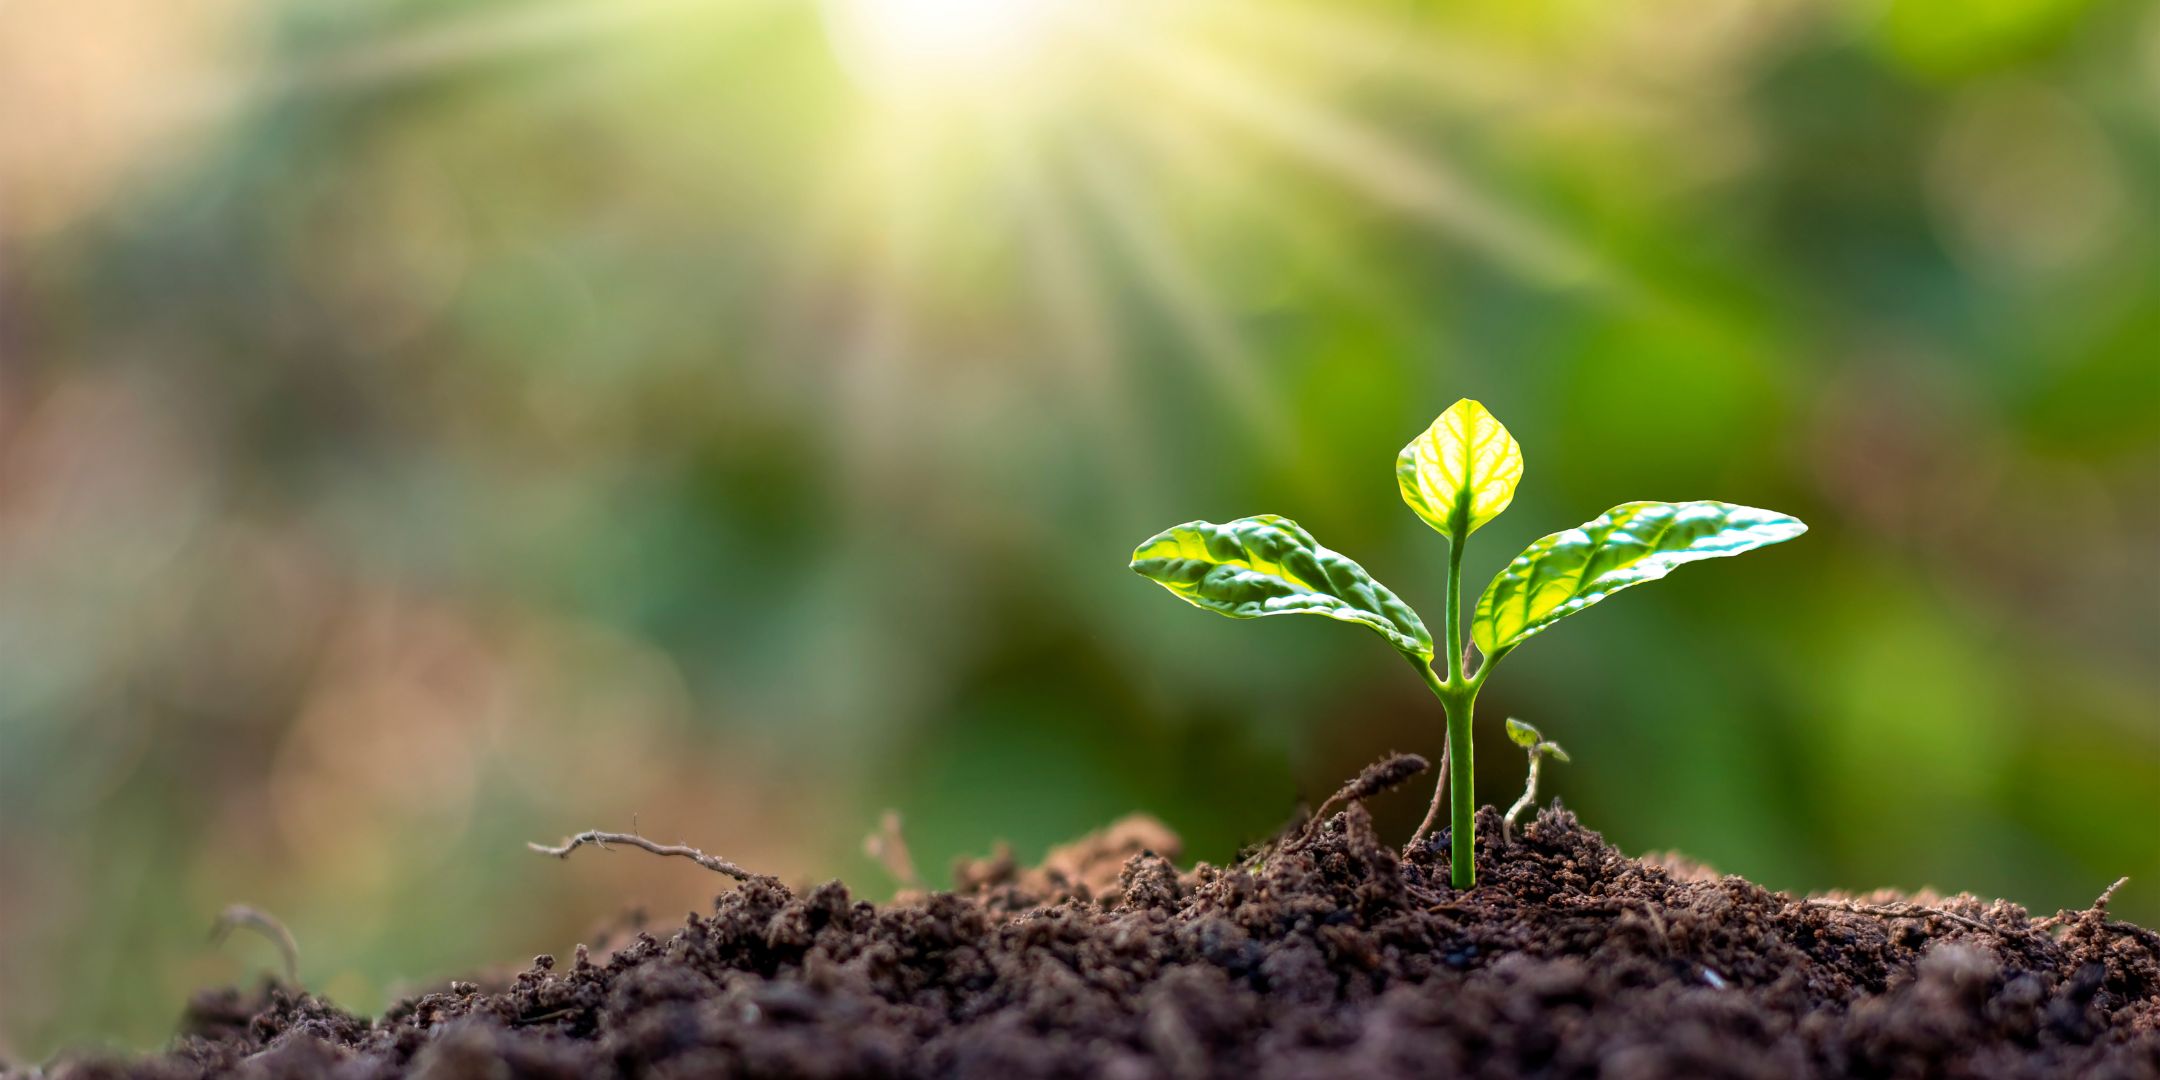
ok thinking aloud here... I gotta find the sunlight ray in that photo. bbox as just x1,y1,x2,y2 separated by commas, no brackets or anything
1069,139,1359,507
754,147,880,408
1074,139,1367,519
1071,142,1284,439
1090,25,1601,290
828,116,936,510
262,0,761,96
1120,105,1402,314
1198,0,1532,107
991,125,1151,505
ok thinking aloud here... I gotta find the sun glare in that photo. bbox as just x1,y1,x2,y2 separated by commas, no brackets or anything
789,0,1595,499
820,0,1069,101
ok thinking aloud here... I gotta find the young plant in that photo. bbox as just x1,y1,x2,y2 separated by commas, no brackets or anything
1129,399,1806,889
1501,718,1568,842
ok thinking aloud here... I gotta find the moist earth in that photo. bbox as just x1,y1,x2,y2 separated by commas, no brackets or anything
18,803,2160,1079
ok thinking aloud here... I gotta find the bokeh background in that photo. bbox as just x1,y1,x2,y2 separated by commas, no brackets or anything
3,0,2157,1060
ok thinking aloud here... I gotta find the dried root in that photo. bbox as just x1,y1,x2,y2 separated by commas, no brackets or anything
210,904,300,986
864,809,923,890
528,830,756,881
1406,739,1450,854
1308,753,1429,840
2038,876,2145,940
1803,896,1995,934
2094,876,2129,911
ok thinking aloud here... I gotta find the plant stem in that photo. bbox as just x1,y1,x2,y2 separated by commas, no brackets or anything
1443,537,1465,684
1504,752,1541,841
1412,533,1479,887
1413,658,1477,888
1442,684,1476,888
1446,533,1473,887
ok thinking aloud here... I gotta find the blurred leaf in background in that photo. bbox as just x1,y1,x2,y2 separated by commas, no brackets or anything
2,0,2155,1060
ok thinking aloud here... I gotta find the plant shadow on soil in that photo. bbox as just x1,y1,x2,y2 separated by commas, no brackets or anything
19,780,2160,1080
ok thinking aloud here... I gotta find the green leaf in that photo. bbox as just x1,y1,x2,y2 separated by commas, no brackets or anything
1397,399,1524,541
1474,500,1807,655
1130,515,1433,657
1504,717,1543,748
1507,718,1568,761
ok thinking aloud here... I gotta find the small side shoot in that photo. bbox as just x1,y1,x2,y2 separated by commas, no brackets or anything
1501,718,1569,842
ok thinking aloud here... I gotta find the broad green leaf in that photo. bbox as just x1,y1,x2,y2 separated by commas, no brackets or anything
1474,500,1807,655
1397,399,1524,541
1504,717,1543,748
1130,515,1433,657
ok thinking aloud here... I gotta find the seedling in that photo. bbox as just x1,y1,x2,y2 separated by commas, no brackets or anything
1130,399,1805,888
1501,718,1568,842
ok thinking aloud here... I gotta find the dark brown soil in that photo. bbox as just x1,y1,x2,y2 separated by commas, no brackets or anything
21,804,2160,1079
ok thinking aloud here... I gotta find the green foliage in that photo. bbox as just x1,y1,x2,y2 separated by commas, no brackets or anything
1129,516,1433,658
1396,399,1524,542
1504,717,1570,763
1132,399,1803,889
1474,501,1808,656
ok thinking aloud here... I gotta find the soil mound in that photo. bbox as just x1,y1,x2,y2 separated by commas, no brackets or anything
27,805,2160,1079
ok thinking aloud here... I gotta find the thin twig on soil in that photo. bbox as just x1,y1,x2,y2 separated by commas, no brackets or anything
2095,876,2129,910
864,809,923,890
1307,753,1429,840
1405,739,1450,854
514,1006,583,1027
2088,878,2157,940
210,904,300,986
528,830,756,881
1803,896,1994,933
2039,876,2136,933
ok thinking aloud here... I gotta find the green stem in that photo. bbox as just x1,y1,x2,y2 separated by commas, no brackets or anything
1443,537,1465,684
1413,527,1498,887
1414,659,1478,888
1442,684,1476,888
1430,531,1477,886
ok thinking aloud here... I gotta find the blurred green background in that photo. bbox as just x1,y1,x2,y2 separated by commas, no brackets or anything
3,0,2156,1060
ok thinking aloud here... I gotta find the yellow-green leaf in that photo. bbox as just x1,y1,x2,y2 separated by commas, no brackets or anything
1473,501,1806,655
1504,717,1544,748
1505,717,1569,761
1397,399,1525,542
1130,515,1433,658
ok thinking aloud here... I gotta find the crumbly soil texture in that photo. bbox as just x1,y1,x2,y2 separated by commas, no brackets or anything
24,804,2160,1080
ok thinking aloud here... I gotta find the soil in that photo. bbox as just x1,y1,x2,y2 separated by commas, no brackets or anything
17,800,2159,1080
